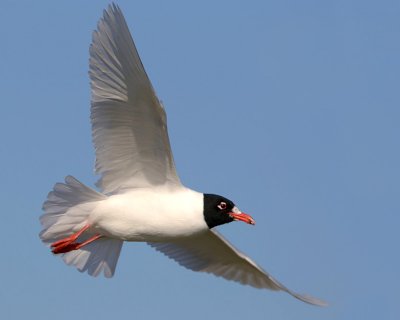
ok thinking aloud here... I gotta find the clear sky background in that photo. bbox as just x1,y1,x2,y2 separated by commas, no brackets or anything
1,1,399,319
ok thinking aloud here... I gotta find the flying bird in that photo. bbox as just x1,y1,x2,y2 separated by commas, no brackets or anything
39,4,326,306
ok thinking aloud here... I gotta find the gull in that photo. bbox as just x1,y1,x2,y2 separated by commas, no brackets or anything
39,4,326,306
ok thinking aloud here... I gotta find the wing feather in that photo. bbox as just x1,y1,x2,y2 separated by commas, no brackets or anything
90,4,180,193
149,230,327,306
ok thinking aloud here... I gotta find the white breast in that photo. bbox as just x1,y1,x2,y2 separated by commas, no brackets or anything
89,187,207,242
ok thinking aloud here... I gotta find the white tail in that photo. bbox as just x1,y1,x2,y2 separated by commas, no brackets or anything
40,175,123,277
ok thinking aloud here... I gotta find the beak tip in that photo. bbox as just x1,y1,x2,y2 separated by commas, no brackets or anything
230,212,256,225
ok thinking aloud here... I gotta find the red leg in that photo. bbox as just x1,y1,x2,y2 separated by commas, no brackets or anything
51,224,90,248
51,224,102,254
75,234,102,250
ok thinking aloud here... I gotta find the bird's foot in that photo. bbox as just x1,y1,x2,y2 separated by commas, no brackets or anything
50,224,102,254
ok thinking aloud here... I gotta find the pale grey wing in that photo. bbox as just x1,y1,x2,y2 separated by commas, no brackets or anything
90,4,180,194
148,230,327,306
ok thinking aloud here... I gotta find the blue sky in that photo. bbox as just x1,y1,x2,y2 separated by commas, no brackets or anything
1,0,399,319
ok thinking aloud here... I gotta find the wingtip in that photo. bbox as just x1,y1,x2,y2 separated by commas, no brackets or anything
104,2,122,17
292,293,328,307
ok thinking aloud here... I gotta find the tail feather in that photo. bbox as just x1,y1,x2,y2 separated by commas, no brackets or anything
63,238,123,278
40,175,123,277
40,175,106,240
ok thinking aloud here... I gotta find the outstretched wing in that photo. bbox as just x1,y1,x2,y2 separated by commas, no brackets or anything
148,230,326,306
90,4,180,194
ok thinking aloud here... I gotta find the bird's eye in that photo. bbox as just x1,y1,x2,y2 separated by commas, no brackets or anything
217,202,227,210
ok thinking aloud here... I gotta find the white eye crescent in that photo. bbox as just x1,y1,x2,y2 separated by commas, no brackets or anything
217,202,227,210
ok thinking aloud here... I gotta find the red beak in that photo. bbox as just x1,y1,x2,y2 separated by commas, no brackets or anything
229,211,256,225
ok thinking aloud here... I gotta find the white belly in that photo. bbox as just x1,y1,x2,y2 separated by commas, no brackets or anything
89,187,208,242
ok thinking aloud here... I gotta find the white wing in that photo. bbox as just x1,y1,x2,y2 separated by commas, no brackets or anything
149,230,327,306
90,4,180,193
